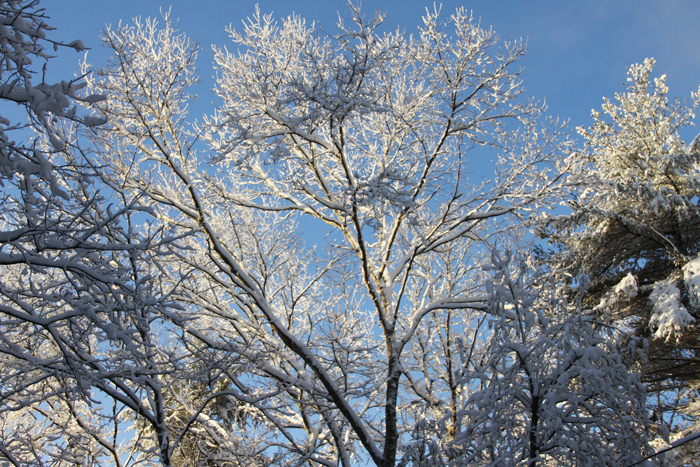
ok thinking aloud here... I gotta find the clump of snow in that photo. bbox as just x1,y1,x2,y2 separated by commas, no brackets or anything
83,116,108,127
614,273,638,299
682,256,700,308
649,429,700,466
649,281,696,341
594,273,638,319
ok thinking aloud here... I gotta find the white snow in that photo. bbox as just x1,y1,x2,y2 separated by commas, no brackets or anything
649,280,696,341
614,273,638,299
682,256,700,308
594,273,638,318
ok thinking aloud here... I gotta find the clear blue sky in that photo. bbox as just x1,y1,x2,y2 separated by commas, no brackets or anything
41,0,700,140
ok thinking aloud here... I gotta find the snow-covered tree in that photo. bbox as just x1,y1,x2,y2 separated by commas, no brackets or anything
0,2,190,465
541,58,700,458
0,2,655,465
400,252,650,467
0,104,190,466
68,5,650,466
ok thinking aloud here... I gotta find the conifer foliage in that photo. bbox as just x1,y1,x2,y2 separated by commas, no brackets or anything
542,58,700,460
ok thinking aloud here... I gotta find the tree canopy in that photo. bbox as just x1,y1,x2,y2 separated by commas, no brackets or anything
3,1,698,466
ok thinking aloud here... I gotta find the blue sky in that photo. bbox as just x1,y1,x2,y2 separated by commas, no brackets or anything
39,0,700,140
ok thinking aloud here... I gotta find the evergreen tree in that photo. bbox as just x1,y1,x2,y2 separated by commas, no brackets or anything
542,58,700,456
